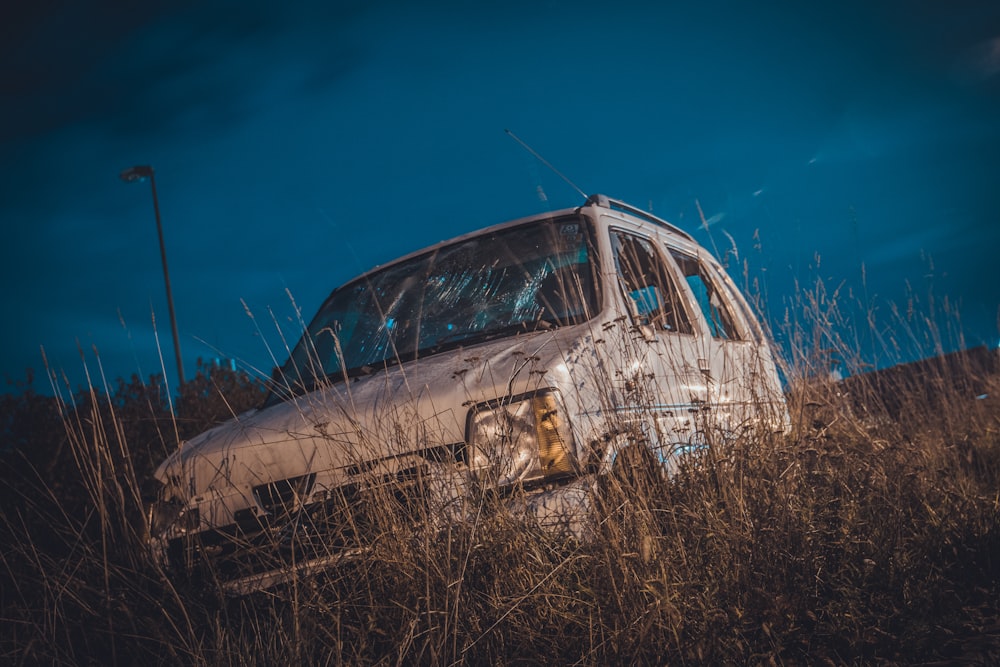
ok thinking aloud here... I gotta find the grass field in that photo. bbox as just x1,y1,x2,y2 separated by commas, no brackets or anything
2,295,998,665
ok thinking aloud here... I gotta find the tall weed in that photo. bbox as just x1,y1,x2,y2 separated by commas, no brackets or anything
1,282,998,665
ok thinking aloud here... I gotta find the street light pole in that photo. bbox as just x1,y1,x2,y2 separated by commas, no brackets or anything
120,165,185,385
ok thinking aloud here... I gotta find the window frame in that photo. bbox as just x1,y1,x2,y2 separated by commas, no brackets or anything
609,227,695,337
664,246,746,342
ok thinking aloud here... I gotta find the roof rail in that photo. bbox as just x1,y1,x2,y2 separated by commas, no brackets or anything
582,194,694,242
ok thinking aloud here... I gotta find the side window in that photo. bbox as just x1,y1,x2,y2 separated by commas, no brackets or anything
668,248,742,340
611,231,693,334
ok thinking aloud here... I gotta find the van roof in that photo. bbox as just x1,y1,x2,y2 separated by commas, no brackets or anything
580,194,695,243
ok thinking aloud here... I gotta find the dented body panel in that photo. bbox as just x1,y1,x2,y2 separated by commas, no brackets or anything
149,194,788,593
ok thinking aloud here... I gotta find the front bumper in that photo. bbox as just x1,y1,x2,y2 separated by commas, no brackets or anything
150,469,596,595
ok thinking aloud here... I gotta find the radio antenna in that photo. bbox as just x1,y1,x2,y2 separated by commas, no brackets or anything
505,129,587,199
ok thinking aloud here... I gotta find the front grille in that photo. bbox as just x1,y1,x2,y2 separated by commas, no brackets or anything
167,467,430,581
253,473,316,516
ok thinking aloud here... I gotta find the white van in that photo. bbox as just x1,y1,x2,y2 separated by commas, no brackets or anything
148,194,788,593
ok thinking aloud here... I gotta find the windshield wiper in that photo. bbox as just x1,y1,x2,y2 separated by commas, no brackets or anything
434,322,536,348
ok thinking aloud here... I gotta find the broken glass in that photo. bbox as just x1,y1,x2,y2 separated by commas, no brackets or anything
270,216,600,402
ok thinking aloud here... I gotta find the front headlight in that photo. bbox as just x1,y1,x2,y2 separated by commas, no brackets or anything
467,389,577,486
146,478,199,539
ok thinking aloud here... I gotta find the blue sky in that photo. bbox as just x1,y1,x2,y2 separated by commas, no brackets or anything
2,1,998,392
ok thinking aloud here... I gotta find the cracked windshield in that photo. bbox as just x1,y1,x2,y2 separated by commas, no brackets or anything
274,216,599,400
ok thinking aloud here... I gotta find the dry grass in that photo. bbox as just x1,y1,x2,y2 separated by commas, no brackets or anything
1,283,998,665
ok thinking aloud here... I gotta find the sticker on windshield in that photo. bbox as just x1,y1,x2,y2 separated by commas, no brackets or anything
560,223,580,236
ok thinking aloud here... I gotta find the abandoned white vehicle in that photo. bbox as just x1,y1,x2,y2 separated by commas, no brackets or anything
148,194,788,593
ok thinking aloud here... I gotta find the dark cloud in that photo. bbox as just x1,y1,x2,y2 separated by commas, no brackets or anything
1,2,366,145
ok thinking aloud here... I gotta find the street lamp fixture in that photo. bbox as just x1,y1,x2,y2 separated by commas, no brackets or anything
119,165,186,385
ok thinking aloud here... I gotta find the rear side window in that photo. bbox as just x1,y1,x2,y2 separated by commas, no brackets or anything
668,249,742,340
611,231,693,334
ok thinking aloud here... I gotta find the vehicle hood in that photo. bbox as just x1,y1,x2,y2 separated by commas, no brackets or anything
153,327,600,499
